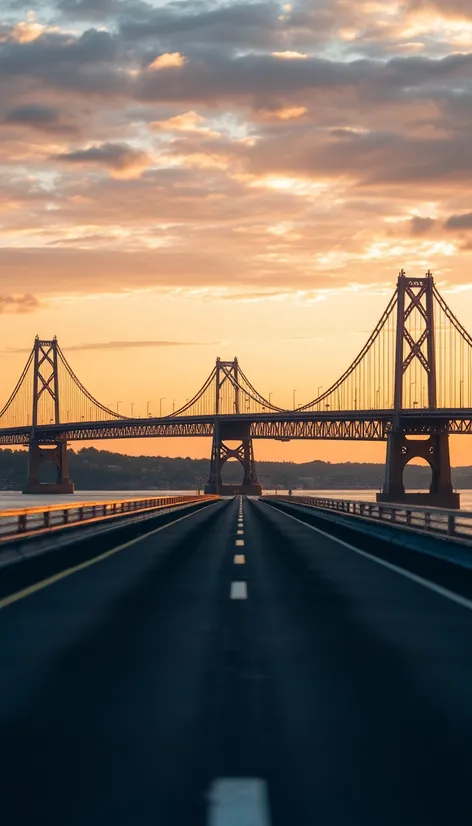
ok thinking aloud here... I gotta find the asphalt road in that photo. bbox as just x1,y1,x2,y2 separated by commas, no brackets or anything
1,496,472,825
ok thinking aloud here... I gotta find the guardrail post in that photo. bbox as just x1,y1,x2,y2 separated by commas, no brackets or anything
63,509,69,524
378,506,383,520
18,514,27,532
447,514,455,536
79,507,84,520
425,512,431,531
391,508,396,523
43,511,50,528
406,510,412,526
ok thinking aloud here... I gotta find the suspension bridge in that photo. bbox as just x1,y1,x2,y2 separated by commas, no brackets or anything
1,270,471,505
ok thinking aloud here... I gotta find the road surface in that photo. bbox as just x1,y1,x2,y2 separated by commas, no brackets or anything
1,496,472,825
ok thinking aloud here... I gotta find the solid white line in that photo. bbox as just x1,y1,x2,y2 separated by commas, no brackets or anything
0,504,219,612
207,778,270,825
234,554,245,564
230,581,247,599
261,502,472,612
235,539,245,547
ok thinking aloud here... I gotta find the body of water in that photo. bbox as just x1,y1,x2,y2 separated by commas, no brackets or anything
1,488,472,510
0,490,197,512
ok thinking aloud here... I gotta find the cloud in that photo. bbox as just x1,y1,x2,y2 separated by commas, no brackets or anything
6,12,49,44
259,105,308,120
444,212,472,230
148,52,186,71
53,142,151,177
272,51,308,59
4,102,76,133
2,0,472,307
56,0,123,19
0,294,40,313
150,110,220,137
405,0,472,19
8,338,219,353
410,216,436,235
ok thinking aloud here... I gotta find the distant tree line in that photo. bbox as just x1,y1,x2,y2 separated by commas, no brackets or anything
0,447,471,491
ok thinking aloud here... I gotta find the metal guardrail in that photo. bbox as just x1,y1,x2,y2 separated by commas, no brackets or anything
264,495,472,541
0,495,219,541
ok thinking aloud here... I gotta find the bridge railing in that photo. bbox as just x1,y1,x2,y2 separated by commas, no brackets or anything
0,495,219,541
263,495,472,542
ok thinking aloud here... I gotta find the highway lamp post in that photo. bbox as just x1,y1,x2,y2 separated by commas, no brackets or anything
317,385,323,410
117,401,123,415
269,392,272,406
293,389,297,410
147,401,151,418
160,397,166,417
172,399,176,413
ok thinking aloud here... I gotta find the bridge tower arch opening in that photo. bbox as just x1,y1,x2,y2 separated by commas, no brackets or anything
220,441,245,487
205,420,262,496
402,457,433,494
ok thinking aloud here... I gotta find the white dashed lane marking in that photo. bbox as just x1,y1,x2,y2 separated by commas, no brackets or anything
234,554,245,564
230,581,248,599
207,778,270,825
235,539,245,547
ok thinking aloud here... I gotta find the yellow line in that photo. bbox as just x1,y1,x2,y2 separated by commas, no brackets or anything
0,504,217,612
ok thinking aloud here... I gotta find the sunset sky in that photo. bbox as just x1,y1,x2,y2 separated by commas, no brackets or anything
2,0,472,465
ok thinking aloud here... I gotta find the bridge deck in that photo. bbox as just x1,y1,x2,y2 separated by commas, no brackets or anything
2,408,472,445
0,497,472,824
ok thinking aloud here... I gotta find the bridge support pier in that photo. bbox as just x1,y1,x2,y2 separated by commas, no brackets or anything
377,429,459,509
23,441,75,495
205,422,262,496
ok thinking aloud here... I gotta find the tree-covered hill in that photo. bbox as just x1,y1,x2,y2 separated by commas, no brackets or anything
0,446,471,491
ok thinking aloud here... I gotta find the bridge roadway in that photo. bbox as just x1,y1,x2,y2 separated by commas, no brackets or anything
3,407,472,445
1,497,472,824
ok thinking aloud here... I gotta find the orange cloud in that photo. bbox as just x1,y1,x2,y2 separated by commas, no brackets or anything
150,111,220,137
260,106,308,120
148,52,187,70
272,51,308,59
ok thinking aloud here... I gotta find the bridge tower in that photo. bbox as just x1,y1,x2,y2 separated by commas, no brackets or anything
205,358,262,496
377,271,459,509
23,337,74,494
